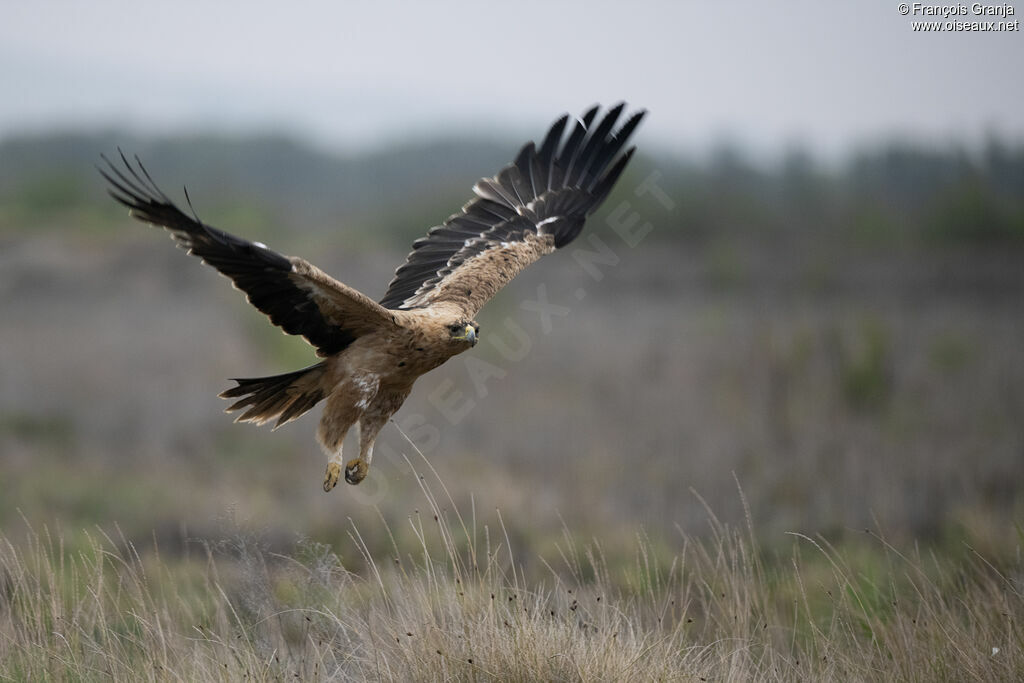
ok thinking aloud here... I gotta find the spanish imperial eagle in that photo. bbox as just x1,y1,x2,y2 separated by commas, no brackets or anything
100,104,645,490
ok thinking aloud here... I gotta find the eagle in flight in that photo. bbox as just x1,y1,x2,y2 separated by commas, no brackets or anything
101,104,645,491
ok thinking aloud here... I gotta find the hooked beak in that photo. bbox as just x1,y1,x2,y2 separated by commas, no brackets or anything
460,324,478,346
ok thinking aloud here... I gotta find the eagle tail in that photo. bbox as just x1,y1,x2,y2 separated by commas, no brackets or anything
220,361,328,430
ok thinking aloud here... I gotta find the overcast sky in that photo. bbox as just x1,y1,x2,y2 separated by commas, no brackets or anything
2,0,1022,157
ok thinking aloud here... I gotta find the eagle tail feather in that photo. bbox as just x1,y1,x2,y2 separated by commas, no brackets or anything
220,361,328,430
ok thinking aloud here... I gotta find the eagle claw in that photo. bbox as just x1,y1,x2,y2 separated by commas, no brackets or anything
324,462,341,492
345,459,368,485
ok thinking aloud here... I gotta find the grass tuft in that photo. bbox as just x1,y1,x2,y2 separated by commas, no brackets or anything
1,468,1022,681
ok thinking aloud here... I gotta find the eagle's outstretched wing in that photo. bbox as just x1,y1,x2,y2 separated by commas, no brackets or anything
100,153,396,357
379,103,645,317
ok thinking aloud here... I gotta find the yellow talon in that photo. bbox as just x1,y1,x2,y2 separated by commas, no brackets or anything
324,462,341,492
345,459,368,485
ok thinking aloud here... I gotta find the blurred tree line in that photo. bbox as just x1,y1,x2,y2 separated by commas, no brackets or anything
664,138,1024,246
1,131,1022,247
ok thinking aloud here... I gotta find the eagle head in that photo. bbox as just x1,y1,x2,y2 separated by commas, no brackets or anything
447,320,479,347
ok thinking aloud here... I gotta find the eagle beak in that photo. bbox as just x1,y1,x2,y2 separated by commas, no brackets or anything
462,324,478,345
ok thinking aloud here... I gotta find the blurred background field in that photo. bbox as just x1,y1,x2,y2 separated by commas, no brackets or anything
2,129,1022,567
2,2,1023,678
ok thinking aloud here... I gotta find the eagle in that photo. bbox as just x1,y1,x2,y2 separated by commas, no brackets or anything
100,104,645,491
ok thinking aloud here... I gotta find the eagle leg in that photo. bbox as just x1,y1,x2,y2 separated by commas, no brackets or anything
324,462,343,492
319,397,360,492
344,412,388,485
344,458,368,485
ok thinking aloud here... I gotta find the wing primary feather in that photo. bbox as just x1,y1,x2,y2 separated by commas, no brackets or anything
568,102,625,188
537,114,568,191
443,214,492,230
473,179,518,209
529,153,546,199
583,110,646,191
120,149,171,206
466,198,517,222
555,105,599,190
100,154,154,204
580,105,600,127
498,166,526,206
182,185,202,225
130,152,173,203
97,166,137,208
117,150,153,196
556,112,592,175
538,114,569,161
513,142,537,201
590,146,636,209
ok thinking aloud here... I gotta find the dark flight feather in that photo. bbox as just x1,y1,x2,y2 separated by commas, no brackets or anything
379,103,645,310
99,152,382,356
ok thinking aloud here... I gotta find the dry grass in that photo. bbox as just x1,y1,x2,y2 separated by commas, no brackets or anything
2,460,1022,682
